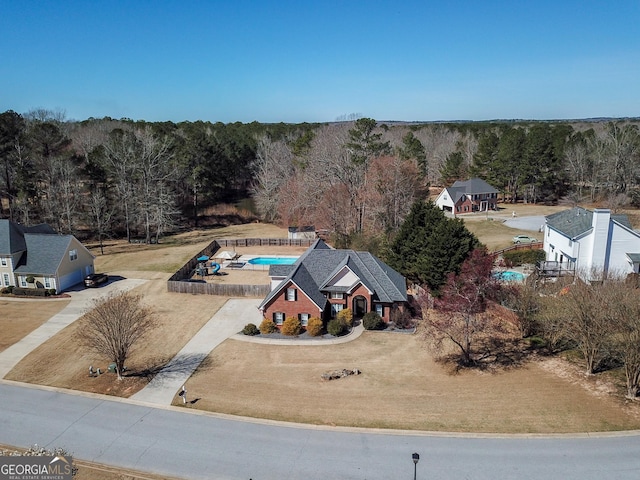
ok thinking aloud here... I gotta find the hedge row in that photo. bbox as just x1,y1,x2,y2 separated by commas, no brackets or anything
503,249,545,267
10,287,57,297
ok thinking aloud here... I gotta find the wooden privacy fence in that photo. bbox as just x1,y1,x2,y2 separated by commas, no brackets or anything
491,242,543,257
167,237,306,297
168,281,270,297
215,238,314,247
168,239,221,282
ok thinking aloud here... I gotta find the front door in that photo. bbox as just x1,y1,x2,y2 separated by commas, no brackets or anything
353,296,367,317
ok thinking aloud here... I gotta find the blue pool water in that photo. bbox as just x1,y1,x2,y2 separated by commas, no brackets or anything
248,257,298,265
493,270,525,282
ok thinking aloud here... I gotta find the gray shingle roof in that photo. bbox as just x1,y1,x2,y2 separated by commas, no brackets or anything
451,178,499,195
259,239,407,310
546,207,634,239
14,234,73,275
0,219,27,254
0,220,58,255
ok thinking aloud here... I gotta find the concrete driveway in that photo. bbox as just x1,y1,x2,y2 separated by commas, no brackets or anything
504,215,546,232
131,298,262,405
0,277,147,378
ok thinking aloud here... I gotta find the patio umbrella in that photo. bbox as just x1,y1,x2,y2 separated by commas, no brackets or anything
215,250,238,261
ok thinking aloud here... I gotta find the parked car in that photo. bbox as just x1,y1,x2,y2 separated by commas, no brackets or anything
84,273,109,287
512,235,538,244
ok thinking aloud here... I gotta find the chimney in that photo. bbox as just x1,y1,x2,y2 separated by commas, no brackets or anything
589,208,611,273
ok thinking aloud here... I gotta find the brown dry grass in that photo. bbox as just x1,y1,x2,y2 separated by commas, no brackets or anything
4,272,228,397
4,223,302,397
179,332,640,433
6,219,640,434
0,299,70,353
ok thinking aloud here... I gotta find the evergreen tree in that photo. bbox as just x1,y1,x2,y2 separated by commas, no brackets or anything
387,200,479,292
399,131,427,176
439,151,467,185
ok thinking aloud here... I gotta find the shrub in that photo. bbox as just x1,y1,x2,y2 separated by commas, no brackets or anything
26,275,35,284
11,287,47,297
46,288,56,296
503,249,545,267
390,307,414,329
1,286,13,294
363,312,385,330
337,308,353,327
259,318,278,334
327,318,347,336
242,323,260,336
281,317,302,336
306,317,323,336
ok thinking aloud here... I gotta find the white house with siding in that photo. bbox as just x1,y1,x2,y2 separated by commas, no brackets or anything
543,207,640,280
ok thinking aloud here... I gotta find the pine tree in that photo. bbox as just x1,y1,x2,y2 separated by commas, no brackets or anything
387,200,479,292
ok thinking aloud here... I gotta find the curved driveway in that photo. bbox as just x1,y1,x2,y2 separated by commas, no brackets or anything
1,382,639,480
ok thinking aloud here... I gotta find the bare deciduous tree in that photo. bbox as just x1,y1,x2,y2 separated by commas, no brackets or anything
609,282,640,399
77,291,155,380
420,249,502,366
557,277,616,375
87,188,114,255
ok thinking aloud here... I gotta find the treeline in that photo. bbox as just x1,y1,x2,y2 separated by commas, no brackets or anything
253,117,640,248
2,109,639,249
0,109,316,245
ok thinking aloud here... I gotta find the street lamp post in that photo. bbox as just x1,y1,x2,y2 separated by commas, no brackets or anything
412,452,420,480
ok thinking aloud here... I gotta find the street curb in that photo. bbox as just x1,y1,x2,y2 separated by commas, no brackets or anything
3,378,640,440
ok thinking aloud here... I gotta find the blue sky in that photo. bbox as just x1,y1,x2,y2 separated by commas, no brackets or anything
1,1,639,123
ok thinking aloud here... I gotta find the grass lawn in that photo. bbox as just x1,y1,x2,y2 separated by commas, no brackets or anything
4,217,640,434
177,332,640,433
0,299,70,353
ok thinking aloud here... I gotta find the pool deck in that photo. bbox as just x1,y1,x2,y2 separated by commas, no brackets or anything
222,254,300,271
492,265,533,282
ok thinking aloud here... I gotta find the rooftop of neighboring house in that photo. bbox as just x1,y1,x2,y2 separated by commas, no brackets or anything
13,234,79,275
545,207,634,239
442,178,498,203
0,219,57,255
288,225,315,233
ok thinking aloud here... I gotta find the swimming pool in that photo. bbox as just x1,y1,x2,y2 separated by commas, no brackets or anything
248,257,299,265
493,270,525,282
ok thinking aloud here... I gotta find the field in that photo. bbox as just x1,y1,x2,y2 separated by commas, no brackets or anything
3,206,640,437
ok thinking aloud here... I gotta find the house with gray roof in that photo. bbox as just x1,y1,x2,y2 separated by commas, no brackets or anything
0,219,95,293
542,207,640,280
258,239,407,327
435,178,498,214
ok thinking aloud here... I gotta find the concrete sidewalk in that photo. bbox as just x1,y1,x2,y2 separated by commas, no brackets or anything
131,298,262,405
0,278,147,378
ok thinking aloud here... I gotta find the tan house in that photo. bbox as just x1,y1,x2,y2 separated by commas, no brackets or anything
0,220,95,293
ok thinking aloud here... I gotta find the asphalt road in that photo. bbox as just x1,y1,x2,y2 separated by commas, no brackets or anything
1,383,639,479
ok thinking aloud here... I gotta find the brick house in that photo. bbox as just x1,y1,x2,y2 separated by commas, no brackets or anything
258,239,407,327
435,178,499,214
